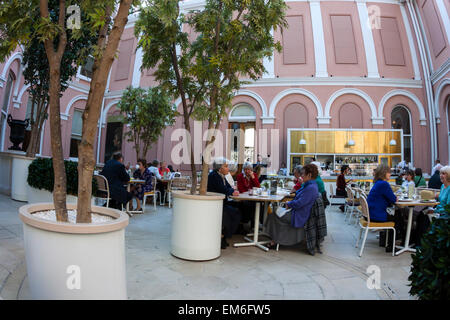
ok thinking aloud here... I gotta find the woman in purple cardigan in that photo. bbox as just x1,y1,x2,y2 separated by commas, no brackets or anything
265,164,319,249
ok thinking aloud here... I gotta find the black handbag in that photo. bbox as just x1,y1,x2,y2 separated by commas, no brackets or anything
322,191,330,207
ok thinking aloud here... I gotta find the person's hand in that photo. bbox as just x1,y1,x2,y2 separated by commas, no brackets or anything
249,171,255,179
232,190,239,196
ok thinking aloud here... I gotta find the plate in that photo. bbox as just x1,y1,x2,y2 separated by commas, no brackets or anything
420,200,435,203
398,199,413,202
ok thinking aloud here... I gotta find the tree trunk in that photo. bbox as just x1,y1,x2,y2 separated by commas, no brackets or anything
26,98,46,157
41,0,68,222
76,1,133,223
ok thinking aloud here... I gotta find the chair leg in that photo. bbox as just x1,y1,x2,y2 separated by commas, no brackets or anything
356,228,363,248
276,244,279,251
391,228,396,257
359,228,369,257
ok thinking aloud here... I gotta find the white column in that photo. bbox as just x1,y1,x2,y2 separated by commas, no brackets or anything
132,45,143,88
356,0,379,78
309,0,328,77
262,28,275,78
435,0,450,43
400,3,422,80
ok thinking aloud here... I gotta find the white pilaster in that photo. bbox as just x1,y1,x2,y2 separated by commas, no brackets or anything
356,0,380,78
262,28,275,78
132,46,143,88
309,0,328,77
400,3,422,80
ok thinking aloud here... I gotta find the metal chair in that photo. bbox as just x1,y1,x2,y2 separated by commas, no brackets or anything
143,176,160,213
165,177,189,208
344,186,360,223
329,183,345,206
93,174,111,208
355,194,396,257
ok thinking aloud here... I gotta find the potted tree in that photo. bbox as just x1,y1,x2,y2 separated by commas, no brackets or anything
136,0,287,260
9,22,95,203
0,0,134,299
117,86,176,161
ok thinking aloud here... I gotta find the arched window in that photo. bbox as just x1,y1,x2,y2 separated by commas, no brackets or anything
391,105,412,164
1,71,16,150
229,104,256,121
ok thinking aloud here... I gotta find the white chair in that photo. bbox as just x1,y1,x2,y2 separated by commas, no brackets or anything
93,174,111,208
165,177,189,208
143,176,160,213
355,194,396,257
344,186,360,223
329,183,345,206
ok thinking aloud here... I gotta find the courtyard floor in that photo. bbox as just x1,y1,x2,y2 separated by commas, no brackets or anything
0,194,416,300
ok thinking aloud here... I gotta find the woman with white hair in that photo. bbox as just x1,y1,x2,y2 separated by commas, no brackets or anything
207,157,242,249
431,165,450,215
236,162,261,229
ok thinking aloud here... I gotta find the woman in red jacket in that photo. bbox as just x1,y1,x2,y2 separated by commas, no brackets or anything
236,163,261,232
236,163,261,193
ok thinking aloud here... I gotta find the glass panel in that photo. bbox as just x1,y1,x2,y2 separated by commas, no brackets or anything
403,136,412,163
71,110,83,136
2,73,14,112
364,131,379,154
334,130,349,154
315,131,334,154
391,106,411,134
244,124,255,162
348,131,364,154
230,104,256,117
80,56,94,79
104,122,123,163
388,131,402,154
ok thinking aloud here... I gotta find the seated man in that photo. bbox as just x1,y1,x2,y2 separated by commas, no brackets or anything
100,152,132,210
207,157,242,249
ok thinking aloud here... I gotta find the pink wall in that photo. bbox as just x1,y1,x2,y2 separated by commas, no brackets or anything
321,1,368,77
273,1,315,77
369,3,416,79
417,0,450,72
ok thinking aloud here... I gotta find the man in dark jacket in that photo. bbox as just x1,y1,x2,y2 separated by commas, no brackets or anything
100,152,132,209
428,168,443,190
207,157,242,249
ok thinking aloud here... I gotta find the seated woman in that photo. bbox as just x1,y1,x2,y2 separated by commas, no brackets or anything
207,157,242,249
236,162,260,228
428,165,450,215
265,164,319,250
131,159,154,211
402,169,415,190
291,165,303,193
414,168,427,187
337,165,352,212
367,164,401,251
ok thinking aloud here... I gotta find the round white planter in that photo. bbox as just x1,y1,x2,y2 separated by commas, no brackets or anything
27,185,78,204
19,203,129,299
11,154,35,202
171,191,225,261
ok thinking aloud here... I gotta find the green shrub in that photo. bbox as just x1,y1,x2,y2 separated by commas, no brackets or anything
27,158,97,196
408,205,450,300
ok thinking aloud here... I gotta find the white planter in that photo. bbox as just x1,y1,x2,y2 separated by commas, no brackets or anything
27,185,93,205
11,154,34,201
171,191,225,261
19,203,129,299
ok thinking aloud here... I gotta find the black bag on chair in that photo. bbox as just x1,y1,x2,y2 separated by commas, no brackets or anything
322,191,330,208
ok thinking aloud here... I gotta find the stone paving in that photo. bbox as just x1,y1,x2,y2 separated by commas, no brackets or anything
0,193,416,300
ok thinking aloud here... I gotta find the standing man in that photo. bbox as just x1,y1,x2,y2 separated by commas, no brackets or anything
100,152,132,209
431,159,441,176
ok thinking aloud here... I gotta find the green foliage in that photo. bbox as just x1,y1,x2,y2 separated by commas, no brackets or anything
136,0,288,123
408,205,450,300
118,86,177,159
27,158,97,196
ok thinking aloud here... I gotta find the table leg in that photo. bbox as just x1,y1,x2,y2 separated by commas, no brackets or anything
233,202,271,251
126,184,133,217
395,206,416,255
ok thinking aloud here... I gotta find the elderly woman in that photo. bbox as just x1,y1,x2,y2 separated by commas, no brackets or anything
265,164,320,250
429,165,450,215
236,162,260,193
207,157,242,249
291,165,303,193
